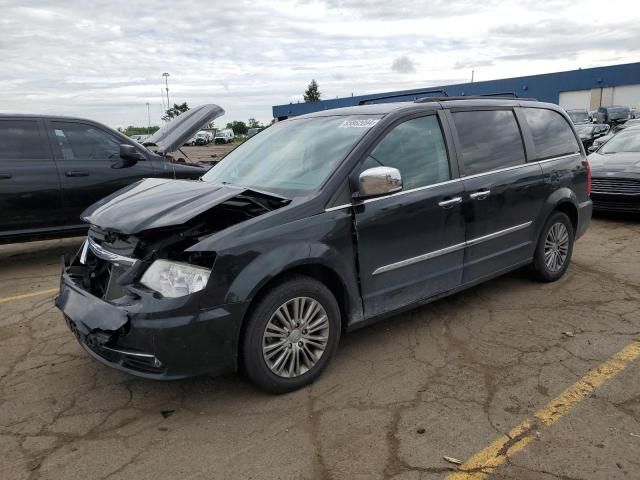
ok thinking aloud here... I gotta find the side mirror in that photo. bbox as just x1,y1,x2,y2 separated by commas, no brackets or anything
119,144,144,163
588,145,598,153
357,166,402,199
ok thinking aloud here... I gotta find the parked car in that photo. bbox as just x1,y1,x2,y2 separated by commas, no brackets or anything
247,127,263,138
57,97,591,393
194,131,210,145
588,127,640,213
575,123,609,149
595,105,631,124
0,104,223,243
566,109,590,124
589,120,640,151
129,134,151,144
214,128,234,144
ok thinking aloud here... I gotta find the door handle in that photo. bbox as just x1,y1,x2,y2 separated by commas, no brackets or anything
0,173,12,179
470,189,491,200
438,196,462,208
65,170,90,177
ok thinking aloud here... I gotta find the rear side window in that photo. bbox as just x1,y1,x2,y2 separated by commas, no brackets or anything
0,120,46,160
359,115,450,190
452,110,526,176
49,122,121,160
522,108,580,158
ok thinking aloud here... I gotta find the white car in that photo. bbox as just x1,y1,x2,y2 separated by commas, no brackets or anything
214,128,234,144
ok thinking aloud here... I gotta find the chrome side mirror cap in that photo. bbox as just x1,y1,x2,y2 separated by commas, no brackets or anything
358,166,402,198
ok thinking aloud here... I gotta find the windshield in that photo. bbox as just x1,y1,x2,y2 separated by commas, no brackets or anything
600,130,640,153
202,115,381,196
568,110,589,123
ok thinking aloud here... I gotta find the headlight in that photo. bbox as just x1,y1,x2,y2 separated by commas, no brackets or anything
140,260,210,298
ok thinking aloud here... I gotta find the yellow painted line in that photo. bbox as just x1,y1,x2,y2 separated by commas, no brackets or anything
0,287,59,304
446,341,640,479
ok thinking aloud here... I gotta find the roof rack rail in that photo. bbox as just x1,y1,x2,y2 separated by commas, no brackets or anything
415,92,538,103
358,89,448,106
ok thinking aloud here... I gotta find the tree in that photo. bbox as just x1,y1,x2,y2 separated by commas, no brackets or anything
248,118,262,128
163,102,190,121
304,79,321,102
119,125,160,136
226,121,248,136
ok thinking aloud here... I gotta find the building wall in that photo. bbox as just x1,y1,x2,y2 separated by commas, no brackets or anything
558,85,640,111
273,62,640,119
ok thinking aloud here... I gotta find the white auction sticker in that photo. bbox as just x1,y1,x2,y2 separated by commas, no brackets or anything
339,118,380,128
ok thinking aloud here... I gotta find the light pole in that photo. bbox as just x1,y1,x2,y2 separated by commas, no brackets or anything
162,73,170,113
146,102,151,134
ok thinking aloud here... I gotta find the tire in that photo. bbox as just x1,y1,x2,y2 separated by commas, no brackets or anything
530,211,574,282
241,275,341,393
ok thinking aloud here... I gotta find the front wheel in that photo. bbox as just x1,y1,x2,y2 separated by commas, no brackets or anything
241,275,341,393
530,211,574,282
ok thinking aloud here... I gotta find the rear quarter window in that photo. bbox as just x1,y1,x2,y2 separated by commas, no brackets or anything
0,120,46,160
523,108,580,159
451,109,526,176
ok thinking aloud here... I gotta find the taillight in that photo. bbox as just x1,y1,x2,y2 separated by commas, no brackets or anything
586,159,592,195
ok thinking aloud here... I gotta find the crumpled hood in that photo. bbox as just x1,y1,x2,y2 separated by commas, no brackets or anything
588,152,640,177
145,104,224,153
82,178,250,234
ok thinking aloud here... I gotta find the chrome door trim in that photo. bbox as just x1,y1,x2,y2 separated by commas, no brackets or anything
536,152,580,164
324,204,351,212
465,221,533,247
372,242,466,275
372,221,533,275
88,237,137,267
361,178,462,204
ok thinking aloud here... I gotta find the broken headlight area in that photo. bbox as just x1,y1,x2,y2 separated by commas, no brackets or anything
140,260,210,298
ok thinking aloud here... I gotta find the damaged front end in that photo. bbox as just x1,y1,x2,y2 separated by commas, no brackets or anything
56,181,290,379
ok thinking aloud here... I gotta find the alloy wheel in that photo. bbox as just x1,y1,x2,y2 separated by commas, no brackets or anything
262,297,330,378
544,222,570,273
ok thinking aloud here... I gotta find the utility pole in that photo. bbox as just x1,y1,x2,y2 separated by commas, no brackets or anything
146,103,151,133
471,69,475,83
162,72,171,113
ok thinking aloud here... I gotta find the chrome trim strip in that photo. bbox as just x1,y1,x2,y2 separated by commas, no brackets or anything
79,239,89,265
372,221,533,275
372,242,466,275
465,221,533,247
88,237,137,267
101,345,156,359
324,203,351,212
536,152,580,164
461,162,532,180
362,178,462,204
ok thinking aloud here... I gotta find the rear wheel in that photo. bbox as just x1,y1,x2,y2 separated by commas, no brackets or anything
531,211,574,282
241,275,341,393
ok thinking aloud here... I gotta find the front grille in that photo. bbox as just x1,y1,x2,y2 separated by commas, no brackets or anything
592,199,640,212
591,177,640,194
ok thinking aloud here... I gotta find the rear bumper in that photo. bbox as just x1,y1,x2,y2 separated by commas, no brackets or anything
576,199,593,239
56,261,246,380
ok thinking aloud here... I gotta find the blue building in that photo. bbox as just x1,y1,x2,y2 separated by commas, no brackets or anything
272,61,640,120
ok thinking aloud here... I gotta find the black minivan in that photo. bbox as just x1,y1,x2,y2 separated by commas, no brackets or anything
57,98,592,393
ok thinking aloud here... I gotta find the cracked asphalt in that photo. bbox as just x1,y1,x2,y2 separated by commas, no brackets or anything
1,216,639,480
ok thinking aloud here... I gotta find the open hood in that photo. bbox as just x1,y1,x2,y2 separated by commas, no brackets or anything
81,178,289,235
145,104,225,154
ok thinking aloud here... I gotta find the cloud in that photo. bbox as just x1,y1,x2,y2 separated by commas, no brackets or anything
391,56,416,74
0,0,639,127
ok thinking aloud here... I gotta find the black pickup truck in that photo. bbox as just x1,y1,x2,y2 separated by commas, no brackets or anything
0,105,224,243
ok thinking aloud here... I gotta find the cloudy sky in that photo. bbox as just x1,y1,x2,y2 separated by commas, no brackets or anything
1,0,640,129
